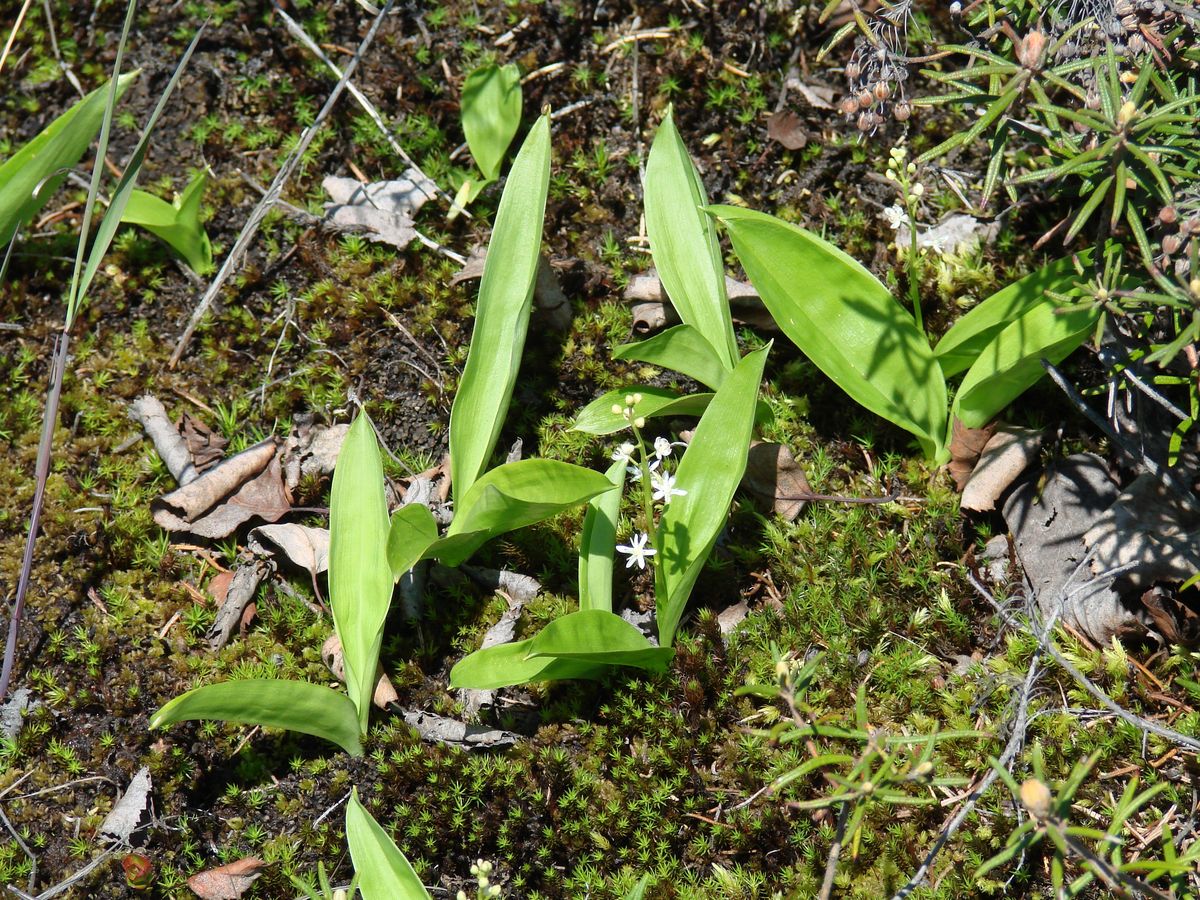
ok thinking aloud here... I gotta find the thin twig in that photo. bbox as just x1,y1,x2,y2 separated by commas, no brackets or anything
270,2,456,214
819,801,851,900
890,602,1045,899
169,0,395,367
0,803,37,895
0,0,35,77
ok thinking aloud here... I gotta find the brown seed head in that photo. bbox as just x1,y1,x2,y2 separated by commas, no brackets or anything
873,81,891,102
1159,205,1178,225
1164,234,1183,255
1018,31,1047,69
1020,778,1053,819
893,101,912,122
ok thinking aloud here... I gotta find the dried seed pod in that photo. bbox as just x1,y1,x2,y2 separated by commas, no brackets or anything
1129,34,1147,53
857,111,873,132
1159,205,1178,225
839,96,858,117
1164,233,1183,255
873,81,891,102
1020,779,1053,819
846,60,861,81
857,90,874,109
1186,217,1200,236
1115,0,1134,13
893,100,912,122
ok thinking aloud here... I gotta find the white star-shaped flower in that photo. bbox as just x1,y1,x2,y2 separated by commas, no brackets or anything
616,532,656,570
611,441,636,465
651,469,687,504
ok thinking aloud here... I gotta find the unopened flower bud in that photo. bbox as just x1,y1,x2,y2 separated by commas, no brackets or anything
1020,778,1053,819
907,162,916,174
1017,30,1047,69
911,182,924,198
634,416,646,428
1190,278,1200,299
1117,100,1137,127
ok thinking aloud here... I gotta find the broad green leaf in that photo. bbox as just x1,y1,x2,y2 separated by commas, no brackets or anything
387,503,438,582
449,115,550,501
657,346,769,646
952,301,1100,429
934,252,1091,377
149,679,362,756
449,638,607,690
645,111,738,370
573,387,713,435
579,459,626,612
121,171,212,273
614,324,729,390
329,414,392,730
526,610,674,671
436,459,615,566
461,62,522,182
346,790,431,900
0,72,137,247
714,206,947,461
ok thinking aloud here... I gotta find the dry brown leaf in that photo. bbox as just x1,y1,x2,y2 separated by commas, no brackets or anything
1083,474,1200,589
206,570,234,606
152,441,289,539
960,425,1044,512
766,110,807,149
187,856,266,900
791,80,836,109
947,418,996,491
100,767,152,843
180,412,227,472
743,441,811,521
249,523,330,577
322,633,399,708
322,172,435,249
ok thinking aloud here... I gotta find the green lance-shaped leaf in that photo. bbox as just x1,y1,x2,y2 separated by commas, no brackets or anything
346,790,432,900
329,414,393,731
149,679,362,756
121,170,212,274
461,62,523,183
449,114,550,501
72,23,205,322
934,252,1092,377
714,206,947,462
656,345,769,646
645,110,739,371
574,387,714,436
434,459,616,566
613,324,729,390
526,609,674,671
624,875,652,900
578,458,626,612
951,300,1100,429
449,638,608,690
387,502,439,582
0,72,137,247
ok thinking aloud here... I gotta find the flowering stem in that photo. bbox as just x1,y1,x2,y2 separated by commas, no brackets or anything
629,421,658,553
907,201,923,335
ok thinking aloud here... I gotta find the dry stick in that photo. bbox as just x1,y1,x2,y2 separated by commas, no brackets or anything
819,801,853,900
0,334,68,699
270,2,460,216
890,604,1046,900
168,0,395,368
0,0,35,76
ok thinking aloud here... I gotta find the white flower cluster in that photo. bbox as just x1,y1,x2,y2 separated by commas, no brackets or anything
457,859,501,900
